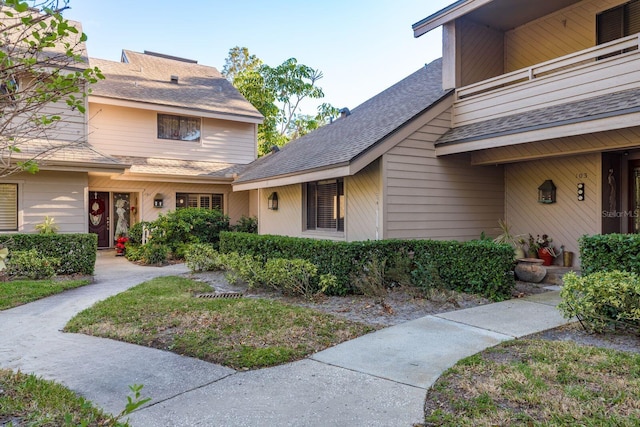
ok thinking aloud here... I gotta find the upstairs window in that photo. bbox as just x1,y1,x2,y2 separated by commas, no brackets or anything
176,193,223,211
305,179,344,232
597,0,640,45
0,184,18,231
157,114,201,142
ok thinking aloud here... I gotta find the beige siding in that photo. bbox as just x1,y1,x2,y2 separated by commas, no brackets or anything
88,176,246,224
459,18,504,86
89,103,256,164
505,0,626,72
471,127,640,165
505,154,601,263
258,185,303,237
346,160,381,241
384,110,505,241
6,171,88,233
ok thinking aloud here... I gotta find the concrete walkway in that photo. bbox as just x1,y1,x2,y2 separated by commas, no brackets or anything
0,252,571,426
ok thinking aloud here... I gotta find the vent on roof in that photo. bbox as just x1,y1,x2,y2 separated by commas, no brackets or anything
170,75,179,84
339,107,351,118
143,50,198,64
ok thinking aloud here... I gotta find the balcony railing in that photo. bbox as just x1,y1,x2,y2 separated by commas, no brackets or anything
456,33,640,100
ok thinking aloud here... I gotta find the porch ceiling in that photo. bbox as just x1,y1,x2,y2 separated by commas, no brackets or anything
466,0,582,31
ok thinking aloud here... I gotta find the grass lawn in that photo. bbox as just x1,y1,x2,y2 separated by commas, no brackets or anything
64,276,376,369
424,339,640,426
0,369,114,426
0,278,91,311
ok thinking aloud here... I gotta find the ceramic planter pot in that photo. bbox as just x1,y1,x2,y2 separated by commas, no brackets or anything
538,248,554,266
515,258,547,283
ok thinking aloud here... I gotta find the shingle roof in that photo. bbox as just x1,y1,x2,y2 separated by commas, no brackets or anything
89,50,263,121
437,88,640,146
12,140,126,169
235,58,449,184
115,156,245,179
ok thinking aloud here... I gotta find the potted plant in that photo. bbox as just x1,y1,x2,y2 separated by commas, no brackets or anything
527,234,539,258
535,234,557,266
493,219,526,259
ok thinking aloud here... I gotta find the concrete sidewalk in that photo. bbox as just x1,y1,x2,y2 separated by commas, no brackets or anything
0,252,571,426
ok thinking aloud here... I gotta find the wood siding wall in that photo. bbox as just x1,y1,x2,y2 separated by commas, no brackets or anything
505,154,601,262
88,176,247,224
459,18,505,87
88,103,256,164
384,109,505,240
346,160,381,241
504,0,626,72
4,171,88,233
258,185,303,237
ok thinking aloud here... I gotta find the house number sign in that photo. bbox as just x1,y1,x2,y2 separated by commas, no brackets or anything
575,172,588,179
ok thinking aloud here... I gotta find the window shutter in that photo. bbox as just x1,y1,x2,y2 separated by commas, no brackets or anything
212,194,223,211
306,182,316,230
187,194,198,208
0,184,18,231
337,180,345,232
626,0,640,36
199,195,211,209
316,180,337,230
598,5,624,44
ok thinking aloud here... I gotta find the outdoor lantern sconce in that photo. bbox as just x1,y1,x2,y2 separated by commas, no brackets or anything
538,180,556,204
153,193,164,208
267,192,279,210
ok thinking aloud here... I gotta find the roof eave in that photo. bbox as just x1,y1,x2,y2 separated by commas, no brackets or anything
412,0,491,37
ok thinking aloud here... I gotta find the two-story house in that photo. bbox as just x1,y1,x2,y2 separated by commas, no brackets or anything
86,50,262,247
234,0,640,261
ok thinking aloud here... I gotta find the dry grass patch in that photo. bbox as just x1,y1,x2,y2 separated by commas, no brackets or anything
424,340,640,426
64,276,375,369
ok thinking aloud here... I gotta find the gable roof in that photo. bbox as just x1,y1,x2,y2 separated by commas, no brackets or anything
10,140,127,172
89,50,263,123
113,156,245,183
234,58,450,188
437,87,640,147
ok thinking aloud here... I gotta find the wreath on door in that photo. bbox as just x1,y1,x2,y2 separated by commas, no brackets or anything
89,198,105,226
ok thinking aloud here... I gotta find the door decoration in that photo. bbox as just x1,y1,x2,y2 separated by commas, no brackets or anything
89,196,105,226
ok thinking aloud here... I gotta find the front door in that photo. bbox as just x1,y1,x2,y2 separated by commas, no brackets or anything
89,191,110,248
630,160,640,234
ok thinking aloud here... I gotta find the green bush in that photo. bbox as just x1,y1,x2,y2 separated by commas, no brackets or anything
579,234,640,275
559,271,640,332
262,258,318,298
150,208,230,253
141,244,168,265
0,234,96,275
220,252,263,287
7,249,60,279
128,221,151,245
219,233,515,300
231,215,258,233
124,243,143,262
184,243,225,272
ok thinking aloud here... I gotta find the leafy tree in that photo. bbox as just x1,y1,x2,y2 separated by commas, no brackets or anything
0,0,104,177
222,47,339,156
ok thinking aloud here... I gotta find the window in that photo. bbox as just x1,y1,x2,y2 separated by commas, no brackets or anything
305,179,344,232
0,184,18,231
597,0,640,45
176,193,223,211
157,114,201,142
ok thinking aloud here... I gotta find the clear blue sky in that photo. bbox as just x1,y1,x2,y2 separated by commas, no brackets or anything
65,1,452,114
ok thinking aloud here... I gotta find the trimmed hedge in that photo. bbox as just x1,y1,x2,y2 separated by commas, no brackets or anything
0,233,97,275
579,234,640,275
219,232,515,301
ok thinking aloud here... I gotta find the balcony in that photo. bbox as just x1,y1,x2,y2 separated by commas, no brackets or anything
453,34,640,128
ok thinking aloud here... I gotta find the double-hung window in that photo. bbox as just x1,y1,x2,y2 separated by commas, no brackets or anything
157,114,201,142
305,179,344,232
176,193,223,211
0,184,18,231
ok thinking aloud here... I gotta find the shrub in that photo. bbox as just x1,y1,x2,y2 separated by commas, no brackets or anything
141,244,168,266
262,258,319,298
35,216,59,234
0,234,96,275
124,243,144,262
559,270,640,332
150,208,230,253
220,252,263,287
7,249,60,279
219,233,515,300
128,221,151,245
231,215,258,234
579,234,640,275
184,243,225,272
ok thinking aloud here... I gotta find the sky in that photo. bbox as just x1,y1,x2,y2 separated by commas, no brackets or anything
64,1,453,114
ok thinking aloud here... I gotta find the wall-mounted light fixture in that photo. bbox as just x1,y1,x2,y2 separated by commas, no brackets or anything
538,180,556,204
267,192,278,210
577,183,585,201
153,193,164,208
